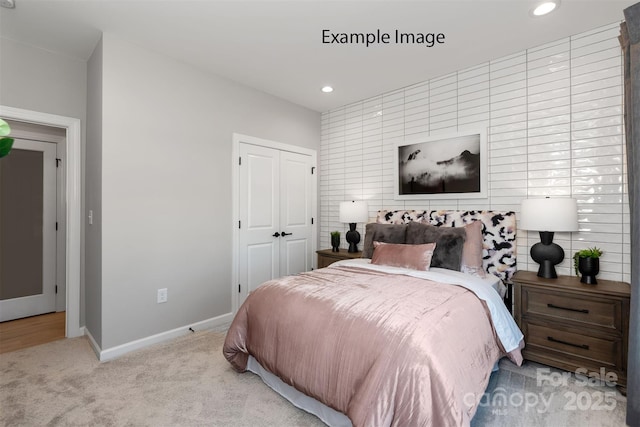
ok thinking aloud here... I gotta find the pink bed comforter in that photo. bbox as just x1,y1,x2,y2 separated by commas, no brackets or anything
223,265,518,426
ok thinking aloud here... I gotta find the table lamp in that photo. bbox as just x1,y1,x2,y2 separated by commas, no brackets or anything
339,201,368,253
520,197,578,279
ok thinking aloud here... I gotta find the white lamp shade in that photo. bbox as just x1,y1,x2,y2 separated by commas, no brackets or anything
339,201,368,223
520,198,578,232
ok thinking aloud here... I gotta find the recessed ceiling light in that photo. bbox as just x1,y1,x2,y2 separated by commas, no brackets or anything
0,0,15,9
532,1,559,16
321,86,334,93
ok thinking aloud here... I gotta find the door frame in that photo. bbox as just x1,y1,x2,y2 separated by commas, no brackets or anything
0,105,82,338
231,133,317,314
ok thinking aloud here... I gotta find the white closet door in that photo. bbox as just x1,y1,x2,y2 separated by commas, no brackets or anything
239,143,280,305
279,150,313,277
238,143,314,306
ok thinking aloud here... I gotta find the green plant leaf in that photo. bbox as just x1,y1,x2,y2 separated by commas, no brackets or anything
574,247,603,275
0,137,14,158
573,252,580,276
0,119,10,137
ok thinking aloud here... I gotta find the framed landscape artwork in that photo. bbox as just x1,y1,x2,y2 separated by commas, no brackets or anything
394,130,487,200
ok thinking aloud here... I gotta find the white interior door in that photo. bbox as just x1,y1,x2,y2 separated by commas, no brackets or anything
279,150,313,276
0,139,57,321
239,144,280,300
238,142,313,306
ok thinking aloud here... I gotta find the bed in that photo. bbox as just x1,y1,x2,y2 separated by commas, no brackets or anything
223,210,525,426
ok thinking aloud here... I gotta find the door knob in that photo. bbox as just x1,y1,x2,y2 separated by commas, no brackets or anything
281,232,293,236
272,232,281,237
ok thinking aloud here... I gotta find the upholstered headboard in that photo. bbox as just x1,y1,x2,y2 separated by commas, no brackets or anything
376,210,517,282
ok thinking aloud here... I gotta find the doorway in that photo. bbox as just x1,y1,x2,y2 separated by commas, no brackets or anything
0,106,82,339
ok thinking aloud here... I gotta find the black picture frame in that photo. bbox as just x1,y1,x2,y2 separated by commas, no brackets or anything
394,130,487,200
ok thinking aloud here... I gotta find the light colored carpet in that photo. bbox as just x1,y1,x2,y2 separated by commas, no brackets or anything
1,331,324,426
0,330,628,426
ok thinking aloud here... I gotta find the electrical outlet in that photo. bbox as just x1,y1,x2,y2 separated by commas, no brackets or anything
157,288,168,304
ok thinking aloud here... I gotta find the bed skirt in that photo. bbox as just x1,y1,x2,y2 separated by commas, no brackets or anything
247,355,352,427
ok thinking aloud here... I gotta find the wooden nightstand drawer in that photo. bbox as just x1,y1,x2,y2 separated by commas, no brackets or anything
522,288,620,331
523,321,621,369
513,270,630,390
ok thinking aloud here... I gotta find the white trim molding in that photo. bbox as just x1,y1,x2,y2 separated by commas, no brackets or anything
93,313,233,362
0,105,83,338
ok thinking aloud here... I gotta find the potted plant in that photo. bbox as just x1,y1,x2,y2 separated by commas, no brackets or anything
330,231,340,252
0,118,14,158
573,247,603,285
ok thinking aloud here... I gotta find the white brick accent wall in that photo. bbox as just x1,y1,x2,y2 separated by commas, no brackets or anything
320,23,630,282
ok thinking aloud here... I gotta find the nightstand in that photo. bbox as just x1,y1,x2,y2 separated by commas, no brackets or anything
513,270,630,391
316,248,363,268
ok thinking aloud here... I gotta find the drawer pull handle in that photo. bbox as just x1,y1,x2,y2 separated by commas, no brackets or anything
547,336,589,350
547,303,589,314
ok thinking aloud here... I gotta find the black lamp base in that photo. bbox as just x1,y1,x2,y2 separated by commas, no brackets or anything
345,223,361,253
536,259,559,279
531,231,565,279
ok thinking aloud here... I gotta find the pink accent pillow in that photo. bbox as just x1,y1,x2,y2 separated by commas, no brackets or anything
371,242,436,271
461,221,486,278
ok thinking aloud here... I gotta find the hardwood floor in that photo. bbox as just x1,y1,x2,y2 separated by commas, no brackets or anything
0,311,66,354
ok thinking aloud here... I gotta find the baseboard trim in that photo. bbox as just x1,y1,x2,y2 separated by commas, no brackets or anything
83,327,102,360
93,313,234,362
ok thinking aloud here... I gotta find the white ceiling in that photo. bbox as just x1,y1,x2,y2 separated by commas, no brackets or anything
0,0,635,113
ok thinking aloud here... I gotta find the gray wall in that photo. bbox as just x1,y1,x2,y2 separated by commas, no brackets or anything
0,37,88,326
97,34,319,349
0,37,87,120
1,33,319,350
85,37,103,345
